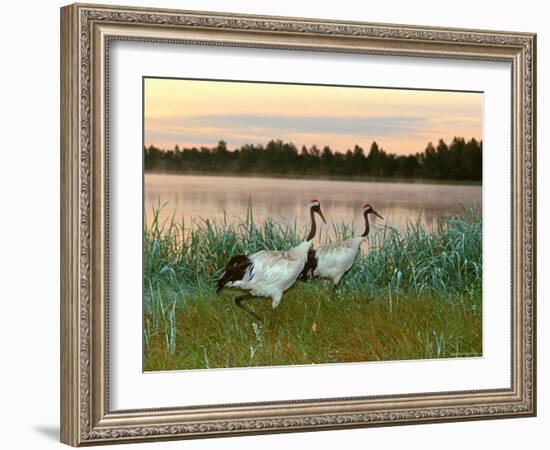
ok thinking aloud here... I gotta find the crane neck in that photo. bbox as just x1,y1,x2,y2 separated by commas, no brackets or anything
361,211,370,238
306,208,317,242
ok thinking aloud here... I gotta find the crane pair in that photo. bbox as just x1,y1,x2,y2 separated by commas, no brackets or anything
216,199,383,321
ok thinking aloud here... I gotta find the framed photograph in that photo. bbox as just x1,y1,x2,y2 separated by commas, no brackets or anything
60,3,536,446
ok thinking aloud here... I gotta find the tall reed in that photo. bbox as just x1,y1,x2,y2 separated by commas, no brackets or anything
144,203,481,299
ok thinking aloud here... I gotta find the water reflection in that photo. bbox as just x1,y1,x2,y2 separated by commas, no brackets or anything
144,174,481,238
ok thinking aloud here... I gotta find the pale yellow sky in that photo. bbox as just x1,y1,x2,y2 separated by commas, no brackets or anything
144,78,482,155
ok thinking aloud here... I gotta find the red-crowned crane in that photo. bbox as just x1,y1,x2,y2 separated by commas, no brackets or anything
217,200,326,321
300,203,383,287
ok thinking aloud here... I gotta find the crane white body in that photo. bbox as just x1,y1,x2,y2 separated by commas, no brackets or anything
217,200,326,318
311,237,366,286
301,203,382,287
223,241,312,308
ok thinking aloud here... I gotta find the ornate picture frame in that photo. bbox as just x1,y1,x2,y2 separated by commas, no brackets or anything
60,3,536,446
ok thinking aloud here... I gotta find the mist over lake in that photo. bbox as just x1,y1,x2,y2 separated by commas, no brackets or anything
144,174,481,238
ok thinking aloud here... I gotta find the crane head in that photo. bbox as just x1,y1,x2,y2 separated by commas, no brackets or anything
308,199,326,224
363,203,384,220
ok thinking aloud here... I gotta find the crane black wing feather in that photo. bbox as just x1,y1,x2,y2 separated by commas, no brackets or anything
299,247,318,280
217,255,253,292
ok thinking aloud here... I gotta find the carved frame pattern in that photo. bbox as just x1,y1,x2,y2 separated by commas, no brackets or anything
60,3,536,446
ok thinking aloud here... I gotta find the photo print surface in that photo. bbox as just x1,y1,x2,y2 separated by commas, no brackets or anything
143,77,483,372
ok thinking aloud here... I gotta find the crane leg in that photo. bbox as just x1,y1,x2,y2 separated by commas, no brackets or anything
330,280,341,299
235,295,263,322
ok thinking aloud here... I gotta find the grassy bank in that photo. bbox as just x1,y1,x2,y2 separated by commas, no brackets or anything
144,205,482,371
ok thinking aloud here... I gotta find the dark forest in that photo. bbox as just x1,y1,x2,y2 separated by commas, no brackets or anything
144,137,482,182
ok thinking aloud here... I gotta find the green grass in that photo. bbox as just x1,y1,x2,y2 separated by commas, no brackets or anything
143,203,482,371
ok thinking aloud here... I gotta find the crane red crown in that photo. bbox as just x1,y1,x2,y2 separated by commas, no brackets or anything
310,198,319,203
363,203,371,209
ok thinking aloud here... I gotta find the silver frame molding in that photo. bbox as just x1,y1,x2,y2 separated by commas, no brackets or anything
60,3,536,446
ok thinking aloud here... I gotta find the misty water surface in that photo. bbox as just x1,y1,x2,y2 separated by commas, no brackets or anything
144,174,481,238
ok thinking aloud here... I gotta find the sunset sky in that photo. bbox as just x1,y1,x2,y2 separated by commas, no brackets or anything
144,78,482,156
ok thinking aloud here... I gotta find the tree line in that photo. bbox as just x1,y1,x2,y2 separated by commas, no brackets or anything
144,137,482,181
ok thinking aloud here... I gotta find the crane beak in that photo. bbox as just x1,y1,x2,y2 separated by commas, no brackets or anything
373,210,384,220
318,208,327,224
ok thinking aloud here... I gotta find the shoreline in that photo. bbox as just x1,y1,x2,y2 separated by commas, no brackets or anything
144,170,482,187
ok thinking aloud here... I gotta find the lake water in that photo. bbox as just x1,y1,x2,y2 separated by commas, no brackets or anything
144,174,481,238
